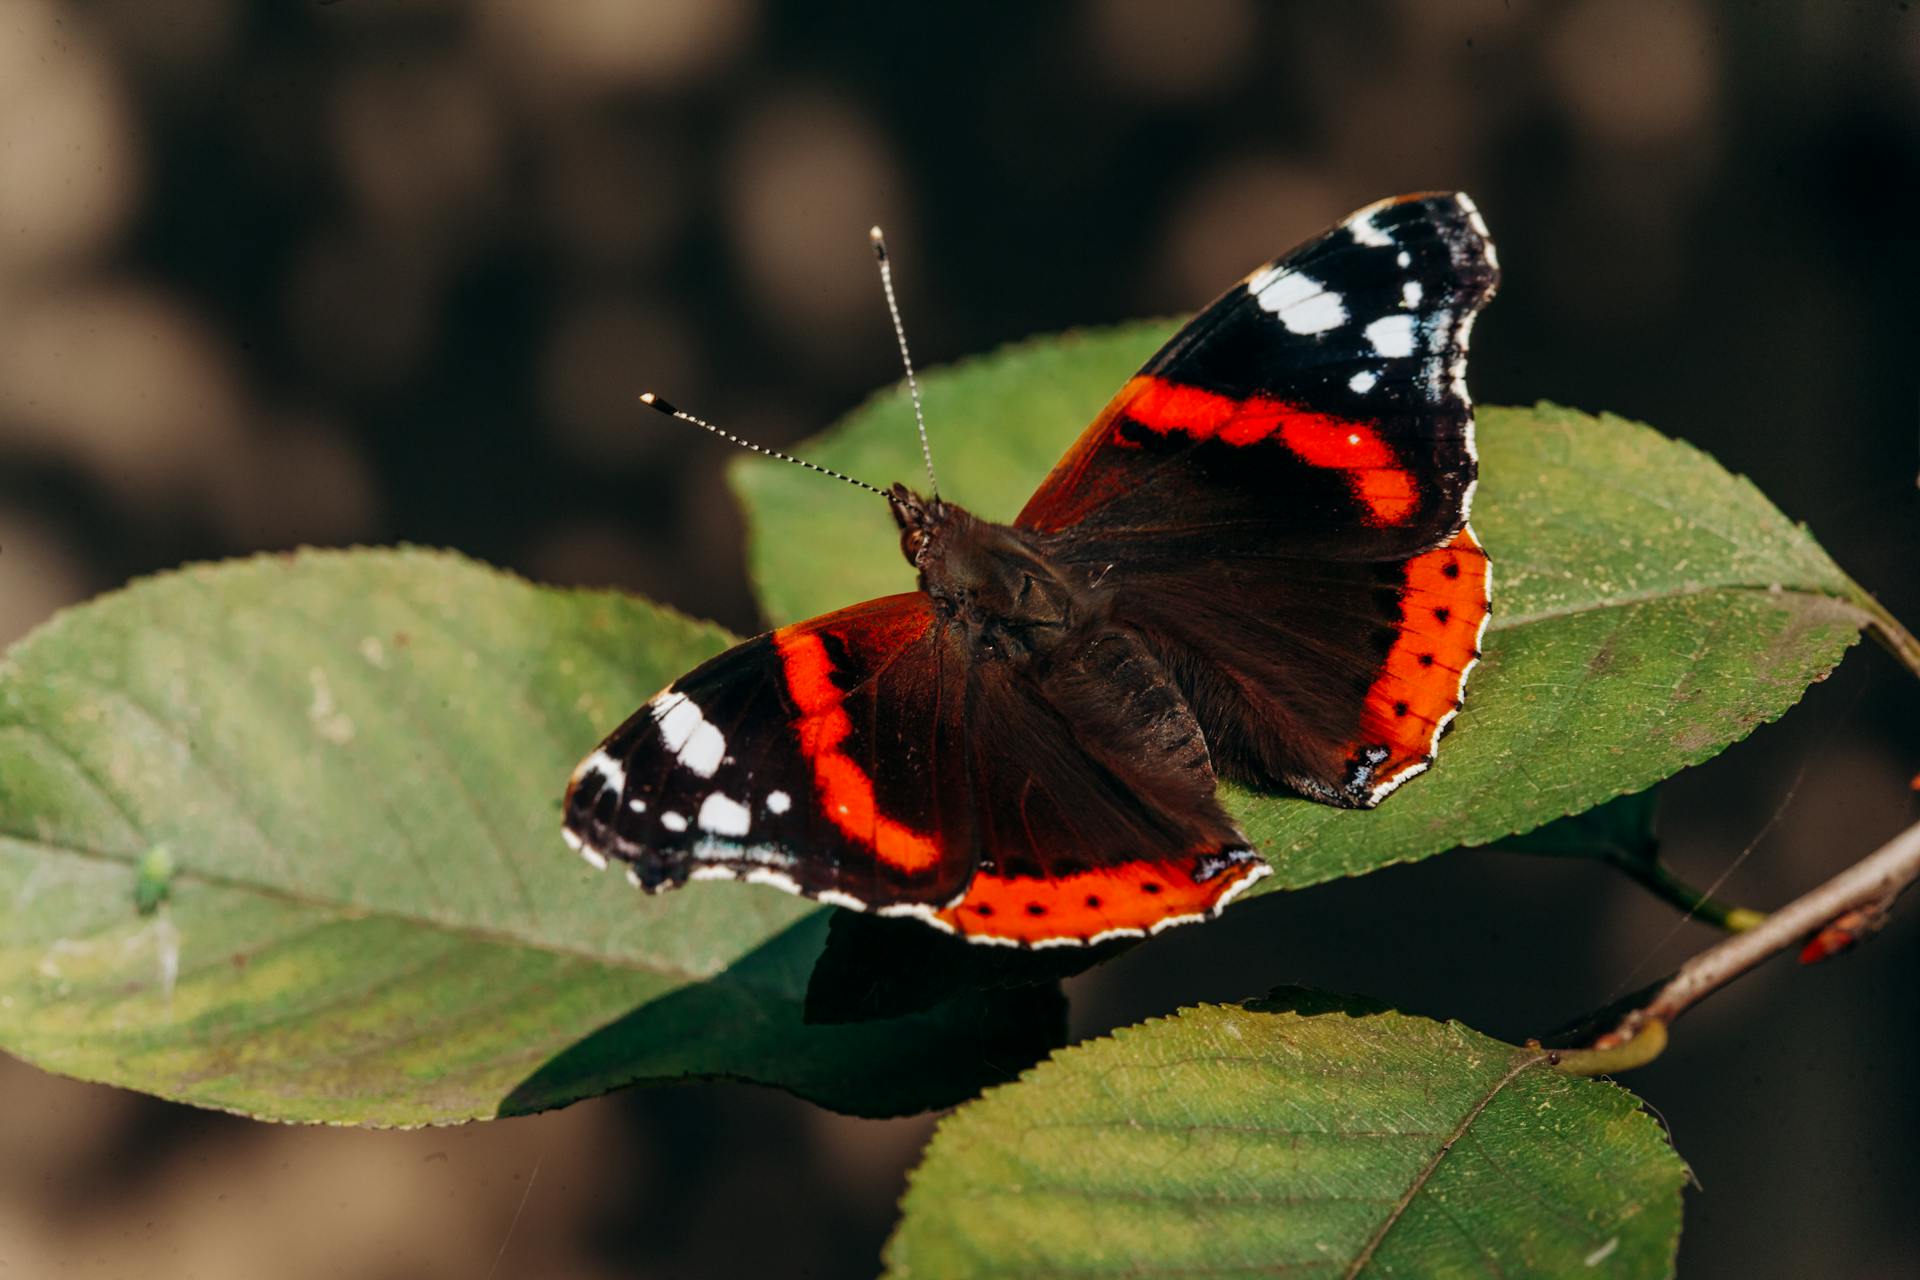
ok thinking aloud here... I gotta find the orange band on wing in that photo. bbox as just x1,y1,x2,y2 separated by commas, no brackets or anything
774,624,943,875
1120,376,1417,524
1351,525,1490,789
934,850,1268,944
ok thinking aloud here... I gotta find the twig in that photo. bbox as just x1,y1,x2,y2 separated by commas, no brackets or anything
1553,818,1920,1075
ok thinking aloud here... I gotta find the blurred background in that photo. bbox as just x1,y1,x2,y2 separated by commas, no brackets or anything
2,1,1917,1276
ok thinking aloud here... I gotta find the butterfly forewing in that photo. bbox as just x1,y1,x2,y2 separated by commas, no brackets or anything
1020,192,1495,557
1017,192,1499,806
564,596,1270,945
565,595,979,911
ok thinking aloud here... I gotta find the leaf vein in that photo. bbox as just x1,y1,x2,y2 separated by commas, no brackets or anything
1340,1052,1545,1278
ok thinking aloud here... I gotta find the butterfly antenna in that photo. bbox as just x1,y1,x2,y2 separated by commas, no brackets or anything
638,393,888,497
870,226,939,499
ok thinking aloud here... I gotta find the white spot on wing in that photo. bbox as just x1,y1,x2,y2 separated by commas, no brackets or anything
678,720,726,778
650,692,692,739
577,845,608,871
628,798,646,813
1349,208,1394,247
1397,250,1411,268
576,749,625,794
650,690,729,778
1348,370,1379,394
654,696,699,747
660,810,688,833
697,792,752,838
1247,267,1347,334
1401,280,1423,309
1365,314,1416,358
766,790,792,814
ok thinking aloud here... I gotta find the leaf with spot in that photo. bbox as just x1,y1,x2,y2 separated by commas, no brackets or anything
733,321,1876,892
885,993,1687,1279
0,549,1063,1125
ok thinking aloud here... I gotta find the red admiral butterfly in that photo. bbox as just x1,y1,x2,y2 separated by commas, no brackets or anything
563,192,1499,947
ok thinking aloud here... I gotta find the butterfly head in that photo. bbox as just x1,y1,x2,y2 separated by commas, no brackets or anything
886,482,949,569
888,482,1085,657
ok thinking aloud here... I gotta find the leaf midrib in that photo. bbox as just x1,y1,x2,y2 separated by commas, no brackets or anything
1341,1051,1544,1278
0,827,735,988
1490,577,1861,632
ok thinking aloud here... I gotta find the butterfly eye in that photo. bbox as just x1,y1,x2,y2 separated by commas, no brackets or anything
902,528,928,561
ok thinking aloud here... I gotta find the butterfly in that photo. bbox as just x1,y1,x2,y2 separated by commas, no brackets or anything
562,192,1500,947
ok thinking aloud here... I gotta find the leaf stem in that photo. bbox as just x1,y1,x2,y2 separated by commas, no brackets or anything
1575,818,1920,1065
1549,1019,1667,1076
1604,851,1766,933
1845,580,1920,683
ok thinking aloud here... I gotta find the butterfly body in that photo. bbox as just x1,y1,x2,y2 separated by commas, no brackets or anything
564,192,1500,946
888,484,1102,666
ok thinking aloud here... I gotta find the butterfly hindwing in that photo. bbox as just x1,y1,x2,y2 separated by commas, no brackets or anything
1118,525,1491,806
935,625,1268,945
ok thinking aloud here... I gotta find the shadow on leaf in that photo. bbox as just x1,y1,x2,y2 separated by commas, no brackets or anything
804,909,1134,1024
500,909,1068,1119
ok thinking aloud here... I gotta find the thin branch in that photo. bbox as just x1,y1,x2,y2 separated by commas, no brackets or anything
1553,817,1920,1074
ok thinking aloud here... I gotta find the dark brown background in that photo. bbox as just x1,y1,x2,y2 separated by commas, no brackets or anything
2,2,1917,1276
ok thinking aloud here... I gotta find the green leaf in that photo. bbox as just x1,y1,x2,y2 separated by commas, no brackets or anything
734,321,1870,891
885,994,1686,1279
0,549,1063,1125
